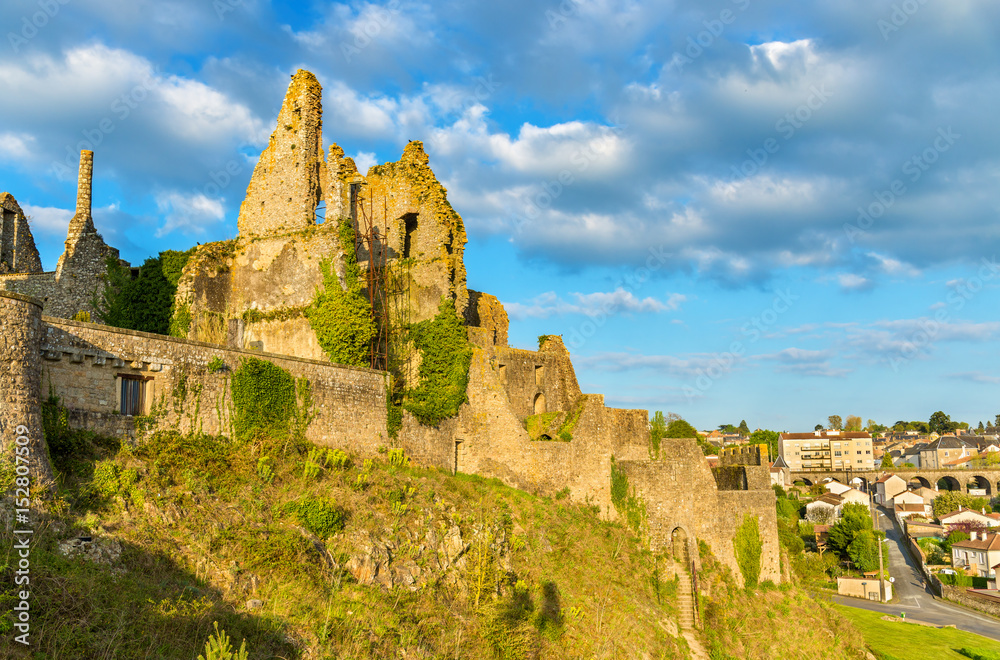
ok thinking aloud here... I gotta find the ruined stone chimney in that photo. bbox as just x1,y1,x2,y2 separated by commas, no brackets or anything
76,150,93,218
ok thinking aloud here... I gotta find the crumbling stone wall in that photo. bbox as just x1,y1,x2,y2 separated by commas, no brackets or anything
0,193,43,275
0,292,54,484
0,151,121,321
465,290,508,347
494,337,583,420
40,317,388,451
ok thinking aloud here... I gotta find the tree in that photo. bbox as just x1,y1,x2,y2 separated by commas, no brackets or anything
845,415,862,432
665,418,699,439
739,419,750,435
880,453,894,469
932,491,992,518
827,503,873,555
978,421,985,432
828,415,843,430
893,420,908,432
995,414,1000,429
929,411,955,435
847,529,881,573
749,429,780,461
718,423,738,434
814,424,824,432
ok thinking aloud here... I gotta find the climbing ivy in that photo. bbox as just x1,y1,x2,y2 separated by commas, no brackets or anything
402,298,472,426
95,248,195,335
231,357,298,441
733,513,763,591
609,456,646,534
306,218,376,367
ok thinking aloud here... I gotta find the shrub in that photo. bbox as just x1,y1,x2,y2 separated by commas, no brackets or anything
91,461,121,498
958,648,1000,660
283,498,347,537
198,622,248,660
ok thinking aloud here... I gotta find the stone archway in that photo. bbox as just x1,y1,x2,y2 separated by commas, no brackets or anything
968,475,991,496
533,392,546,415
909,475,932,490
937,475,962,492
851,476,869,492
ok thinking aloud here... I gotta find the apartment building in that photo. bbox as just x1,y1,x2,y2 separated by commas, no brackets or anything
779,430,876,472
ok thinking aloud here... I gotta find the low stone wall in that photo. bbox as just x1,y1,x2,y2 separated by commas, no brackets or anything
40,317,388,453
939,583,1000,618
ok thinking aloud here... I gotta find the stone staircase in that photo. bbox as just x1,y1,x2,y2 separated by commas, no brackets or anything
676,565,696,630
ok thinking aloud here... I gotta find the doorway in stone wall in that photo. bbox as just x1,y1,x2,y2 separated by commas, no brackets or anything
454,439,465,475
671,526,690,565
533,392,546,415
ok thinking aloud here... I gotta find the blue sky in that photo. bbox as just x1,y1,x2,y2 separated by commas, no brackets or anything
2,0,1000,432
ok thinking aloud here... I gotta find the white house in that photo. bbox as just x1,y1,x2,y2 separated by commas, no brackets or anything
874,474,907,506
806,493,843,523
825,480,852,496
839,488,870,507
939,507,1000,530
951,532,1000,578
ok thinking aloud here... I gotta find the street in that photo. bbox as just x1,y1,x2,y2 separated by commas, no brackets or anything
832,505,1000,642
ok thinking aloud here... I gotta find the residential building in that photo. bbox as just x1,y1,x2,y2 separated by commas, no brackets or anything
806,493,843,523
770,456,790,487
939,507,1000,531
951,532,1000,578
874,474,907,506
779,430,875,472
825,480,852,495
919,435,981,469
839,487,870,507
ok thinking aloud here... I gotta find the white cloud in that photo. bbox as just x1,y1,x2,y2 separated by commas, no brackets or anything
0,132,36,161
21,204,72,237
353,151,378,174
154,191,225,237
504,287,685,320
838,273,871,291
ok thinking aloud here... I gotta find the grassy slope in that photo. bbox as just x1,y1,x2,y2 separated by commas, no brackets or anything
2,412,962,660
835,605,1000,660
2,419,687,659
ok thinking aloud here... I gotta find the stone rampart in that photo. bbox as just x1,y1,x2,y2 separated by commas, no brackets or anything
0,292,54,483
40,317,388,451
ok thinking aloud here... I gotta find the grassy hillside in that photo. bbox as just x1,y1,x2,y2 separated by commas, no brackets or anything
0,400,950,659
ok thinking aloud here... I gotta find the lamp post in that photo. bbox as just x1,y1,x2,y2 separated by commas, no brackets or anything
869,487,886,602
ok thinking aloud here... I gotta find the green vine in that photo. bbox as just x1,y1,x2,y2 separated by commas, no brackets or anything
609,457,646,535
402,298,472,426
231,357,298,441
306,218,376,367
733,513,763,591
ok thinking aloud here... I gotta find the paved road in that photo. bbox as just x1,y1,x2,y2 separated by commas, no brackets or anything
833,505,1000,642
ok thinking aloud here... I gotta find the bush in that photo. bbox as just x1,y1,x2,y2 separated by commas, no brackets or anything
198,622,248,660
283,498,347,537
231,357,297,441
734,514,762,590
958,648,1000,660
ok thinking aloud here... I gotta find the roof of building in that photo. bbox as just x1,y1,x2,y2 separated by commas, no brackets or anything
781,431,871,440
771,456,789,470
875,473,904,484
951,533,1000,551
895,503,927,513
906,520,943,529
940,508,992,521
811,493,843,506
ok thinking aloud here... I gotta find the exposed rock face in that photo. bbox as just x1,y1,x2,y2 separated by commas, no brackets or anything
0,193,43,275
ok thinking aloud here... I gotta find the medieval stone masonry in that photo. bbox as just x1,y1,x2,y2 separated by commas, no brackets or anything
0,69,780,588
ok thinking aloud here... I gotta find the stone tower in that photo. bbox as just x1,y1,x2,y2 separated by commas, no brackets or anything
0,291,54,485
50,150,122,319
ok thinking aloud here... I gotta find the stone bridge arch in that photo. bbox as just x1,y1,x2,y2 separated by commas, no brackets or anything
850,476,870,492
936,475,962,492
968,475,992,496
907,475,933,490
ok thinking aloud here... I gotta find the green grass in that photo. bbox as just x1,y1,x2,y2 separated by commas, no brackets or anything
835,605,1000,660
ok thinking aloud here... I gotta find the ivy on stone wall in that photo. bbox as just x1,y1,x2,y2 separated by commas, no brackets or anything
733,513,763,591
95,248,195,335
402,298,472,426
231,357,298,441
306,218,376,367
609,457,646,535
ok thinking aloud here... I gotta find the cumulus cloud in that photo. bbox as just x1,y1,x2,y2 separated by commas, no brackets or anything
505,288,685,320
154,191,226,237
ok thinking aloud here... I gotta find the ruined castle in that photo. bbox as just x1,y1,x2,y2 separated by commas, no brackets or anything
0,70,779,588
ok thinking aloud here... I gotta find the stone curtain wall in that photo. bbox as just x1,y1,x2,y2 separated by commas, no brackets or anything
495,337,583,420
0,292,54,484
40,318,388,451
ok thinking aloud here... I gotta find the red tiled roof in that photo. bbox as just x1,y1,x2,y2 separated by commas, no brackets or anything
951,533,1000,551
